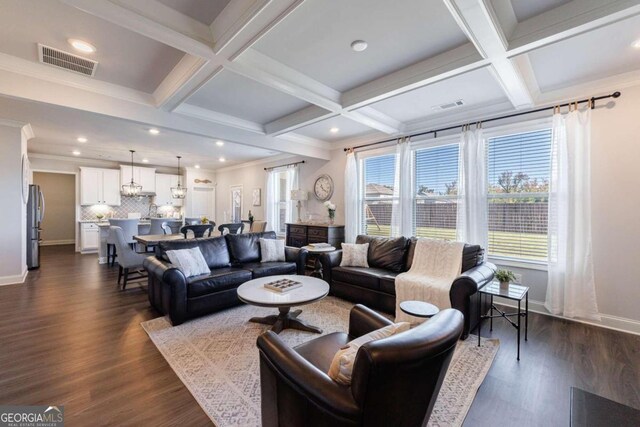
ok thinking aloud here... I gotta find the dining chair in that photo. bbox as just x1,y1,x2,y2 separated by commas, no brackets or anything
111,226,147,290
148,218,166,235
218,222,245,236
180,224,214,238
108,218,139,266
162,223,173,234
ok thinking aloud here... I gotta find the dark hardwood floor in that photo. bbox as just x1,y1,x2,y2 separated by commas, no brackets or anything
1,245,638,426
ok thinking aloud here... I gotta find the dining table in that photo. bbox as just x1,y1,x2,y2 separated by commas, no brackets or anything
133,233,185,249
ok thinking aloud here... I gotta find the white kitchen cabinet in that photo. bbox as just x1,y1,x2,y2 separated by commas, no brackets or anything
80,223,100,252
120,165,156,194
155,174,184,206
80,167,121,206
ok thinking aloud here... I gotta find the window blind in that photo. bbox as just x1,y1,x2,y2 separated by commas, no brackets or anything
487,129,551,261
414,144,459,240
361,154,396,237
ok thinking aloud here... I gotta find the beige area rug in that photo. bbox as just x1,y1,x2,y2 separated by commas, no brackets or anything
142,297,499,427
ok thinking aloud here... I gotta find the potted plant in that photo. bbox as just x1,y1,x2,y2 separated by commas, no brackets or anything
323,200,336,224
201,216,209,224
495,269,517,289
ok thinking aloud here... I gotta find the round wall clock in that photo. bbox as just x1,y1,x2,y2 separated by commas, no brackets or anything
313,174,334,201
21,153,30,204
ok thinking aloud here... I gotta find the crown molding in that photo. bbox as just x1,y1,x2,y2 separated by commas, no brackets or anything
276,132,328,149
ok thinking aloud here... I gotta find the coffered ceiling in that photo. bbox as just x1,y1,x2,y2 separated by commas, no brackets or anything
0,0,639,168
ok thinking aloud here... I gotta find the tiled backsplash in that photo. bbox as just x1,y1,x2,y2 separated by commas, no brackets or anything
80,196,181,220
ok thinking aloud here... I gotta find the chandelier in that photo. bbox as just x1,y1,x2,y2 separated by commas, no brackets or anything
171,155,186,199
121,150,142,196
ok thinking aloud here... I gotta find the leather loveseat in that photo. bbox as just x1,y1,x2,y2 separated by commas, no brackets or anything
144,231,308,325
319,235,496,340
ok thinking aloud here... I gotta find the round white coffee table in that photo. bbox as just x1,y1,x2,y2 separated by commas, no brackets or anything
237,275,329,334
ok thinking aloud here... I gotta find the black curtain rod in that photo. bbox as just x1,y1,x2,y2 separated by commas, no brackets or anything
344,91,621,152
264,160,305,171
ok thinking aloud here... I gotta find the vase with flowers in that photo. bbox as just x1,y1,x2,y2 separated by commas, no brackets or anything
324,200,336,224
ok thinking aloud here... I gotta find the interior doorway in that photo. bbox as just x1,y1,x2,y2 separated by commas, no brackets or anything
32,172,76,246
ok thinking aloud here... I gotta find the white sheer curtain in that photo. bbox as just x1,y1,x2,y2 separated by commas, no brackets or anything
456,127,488,251
264,169,277,232
344,151,359,243
286,165,299,224
545,108,600,320
391,138,413,237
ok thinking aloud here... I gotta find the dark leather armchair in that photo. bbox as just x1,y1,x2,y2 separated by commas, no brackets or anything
257,305,464,427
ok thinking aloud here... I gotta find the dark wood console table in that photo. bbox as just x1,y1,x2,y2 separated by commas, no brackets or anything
285,223,344,249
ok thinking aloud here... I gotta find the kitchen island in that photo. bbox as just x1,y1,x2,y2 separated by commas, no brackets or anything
78,219,183,264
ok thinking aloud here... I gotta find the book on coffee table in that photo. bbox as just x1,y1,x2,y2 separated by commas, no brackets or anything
308,242,332,248
264,279,302,293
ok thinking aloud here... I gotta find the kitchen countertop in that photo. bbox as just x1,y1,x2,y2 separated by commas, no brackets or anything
79,219,183,224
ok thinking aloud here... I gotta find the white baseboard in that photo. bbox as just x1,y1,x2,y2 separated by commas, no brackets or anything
0,267,28,286
495,297,640,336
40,239,75,246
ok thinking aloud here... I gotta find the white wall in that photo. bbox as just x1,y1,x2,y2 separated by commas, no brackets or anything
0,122,29,285
214,150,346,225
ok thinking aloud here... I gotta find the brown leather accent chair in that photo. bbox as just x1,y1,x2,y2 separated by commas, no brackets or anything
257,305,464,427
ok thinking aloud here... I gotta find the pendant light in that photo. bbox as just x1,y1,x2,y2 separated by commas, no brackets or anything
122,150,142,196
171,156,186,199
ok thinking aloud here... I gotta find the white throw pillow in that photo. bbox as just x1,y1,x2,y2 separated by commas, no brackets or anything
260,238,286,262
340,243,370,268
166,247,211,278
328,322,410,386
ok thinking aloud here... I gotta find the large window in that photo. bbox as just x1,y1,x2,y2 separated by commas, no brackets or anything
414,143,459,240
486,129,551,261
360,153,396,237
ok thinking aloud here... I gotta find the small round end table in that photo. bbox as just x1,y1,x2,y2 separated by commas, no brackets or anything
399,300,440,318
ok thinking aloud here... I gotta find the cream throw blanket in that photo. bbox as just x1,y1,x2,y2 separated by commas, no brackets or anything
395,238,464,323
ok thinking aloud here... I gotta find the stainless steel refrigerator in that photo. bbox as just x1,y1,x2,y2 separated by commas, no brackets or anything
27,184,44,270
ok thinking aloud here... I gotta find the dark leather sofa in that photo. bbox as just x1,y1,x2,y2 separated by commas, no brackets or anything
144,231,308,325
320,235,496,340
257,304,464,426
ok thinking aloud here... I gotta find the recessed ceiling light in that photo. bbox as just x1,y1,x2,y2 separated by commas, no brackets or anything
632,39,640,49
194,164,201,169
142,158,149,163
219,157,226,162
350,40,368,52
72,150,81,156
77,137,87,143
68,38,96,54
148,128,160,135
216,140,224,146
330,127,340,133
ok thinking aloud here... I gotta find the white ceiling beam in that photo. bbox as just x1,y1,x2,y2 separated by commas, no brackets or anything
0,52,154,106
60,0,215,58
227,49,342,110
343,108,404,135
443,0,534,109
265,106,336,136
507,0,640,56
341,43,486,110
161,0,308,111
0,68,330,160
153,55,210,108
173,104,265,134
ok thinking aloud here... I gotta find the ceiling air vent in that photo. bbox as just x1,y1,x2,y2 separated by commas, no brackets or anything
38,43,98,77
432,99,465,111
